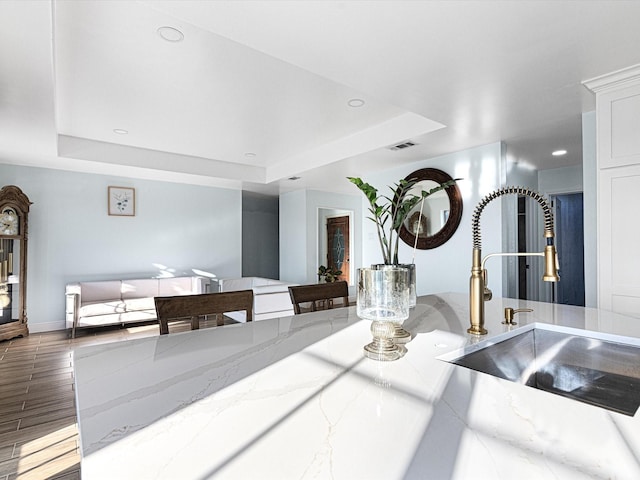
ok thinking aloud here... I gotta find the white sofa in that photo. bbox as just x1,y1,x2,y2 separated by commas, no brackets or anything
65,276,208,337
218,277,298,322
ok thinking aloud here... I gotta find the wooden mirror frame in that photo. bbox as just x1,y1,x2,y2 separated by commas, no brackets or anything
397,168,463,250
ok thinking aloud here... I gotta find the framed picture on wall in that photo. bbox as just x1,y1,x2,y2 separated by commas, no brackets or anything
108,186,135,216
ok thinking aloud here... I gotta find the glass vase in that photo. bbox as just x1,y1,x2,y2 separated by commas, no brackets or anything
357,267,410,361
371,263,415,343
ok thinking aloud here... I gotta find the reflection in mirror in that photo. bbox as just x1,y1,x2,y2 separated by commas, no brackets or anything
404,181,451,237
398,168,463,250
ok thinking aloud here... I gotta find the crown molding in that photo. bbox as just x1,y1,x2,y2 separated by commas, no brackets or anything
583,64,640,93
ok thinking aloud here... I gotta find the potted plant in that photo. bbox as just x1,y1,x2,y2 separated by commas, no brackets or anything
317,265,342,283
347,176,457,265
349,174,458,348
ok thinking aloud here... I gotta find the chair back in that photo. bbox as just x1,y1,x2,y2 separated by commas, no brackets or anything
288,281,349,314
155,290,253,334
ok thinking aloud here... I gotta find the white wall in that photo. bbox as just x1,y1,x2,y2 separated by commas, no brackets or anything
503,161,539,298
279,189,307,283
0,163,242,332
582,111,597,307
506,164,539,190
360,142,504,297
280,189,362,288
538,165,584,195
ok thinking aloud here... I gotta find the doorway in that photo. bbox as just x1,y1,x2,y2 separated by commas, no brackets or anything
516,192,585,306
552,193,585,306
326,215,350,284
517,196,527,299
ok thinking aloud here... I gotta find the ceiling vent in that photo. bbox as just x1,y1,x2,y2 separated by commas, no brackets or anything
388,141,418,151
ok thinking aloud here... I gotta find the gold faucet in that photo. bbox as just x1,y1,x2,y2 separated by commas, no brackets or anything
468,187,560,335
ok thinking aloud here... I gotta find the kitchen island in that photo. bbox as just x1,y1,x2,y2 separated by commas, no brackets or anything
73,293,640,479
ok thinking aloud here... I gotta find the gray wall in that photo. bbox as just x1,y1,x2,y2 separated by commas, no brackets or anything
242,191,279,279
0,163,242,332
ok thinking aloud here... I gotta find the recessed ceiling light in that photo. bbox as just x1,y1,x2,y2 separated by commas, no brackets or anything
552,149,567,156
157,26,184,42
113,129,128,135
348,98,365,108
244,152,256,158
288,176,301,181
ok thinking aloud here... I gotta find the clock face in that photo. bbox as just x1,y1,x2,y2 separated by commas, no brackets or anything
0,208,18,236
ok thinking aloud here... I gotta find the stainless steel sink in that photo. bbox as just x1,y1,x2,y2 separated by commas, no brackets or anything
445,325,640,416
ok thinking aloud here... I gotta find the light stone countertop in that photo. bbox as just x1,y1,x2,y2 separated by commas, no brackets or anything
73,293,640,479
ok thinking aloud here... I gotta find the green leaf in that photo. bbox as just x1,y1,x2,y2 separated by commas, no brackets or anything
348,177,379,204
349,175,460,264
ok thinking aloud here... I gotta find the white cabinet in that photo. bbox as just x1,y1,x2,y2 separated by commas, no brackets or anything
584,65,640,317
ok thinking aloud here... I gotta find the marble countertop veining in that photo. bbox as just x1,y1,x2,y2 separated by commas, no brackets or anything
73,293,640,479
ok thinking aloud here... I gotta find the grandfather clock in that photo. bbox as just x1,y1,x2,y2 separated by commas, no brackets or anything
0,185,32,341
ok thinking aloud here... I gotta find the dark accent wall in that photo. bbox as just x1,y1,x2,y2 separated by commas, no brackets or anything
242,191,279,279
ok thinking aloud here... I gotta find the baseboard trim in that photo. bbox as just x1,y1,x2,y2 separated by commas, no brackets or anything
28,321,65,333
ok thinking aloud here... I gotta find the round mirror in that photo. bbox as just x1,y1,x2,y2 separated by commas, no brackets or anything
397,168,462,250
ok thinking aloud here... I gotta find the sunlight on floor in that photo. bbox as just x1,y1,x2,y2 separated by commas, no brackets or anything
15,424,79,479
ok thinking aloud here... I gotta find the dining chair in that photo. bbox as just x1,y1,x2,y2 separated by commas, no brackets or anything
154,289,253,334
288,281,350,314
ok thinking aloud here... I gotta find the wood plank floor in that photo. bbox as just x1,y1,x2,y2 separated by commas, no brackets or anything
0,317,229,479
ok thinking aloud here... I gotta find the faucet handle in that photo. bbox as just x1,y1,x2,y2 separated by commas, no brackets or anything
482,270,492,300
484,287,493,301
503,307,533,325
